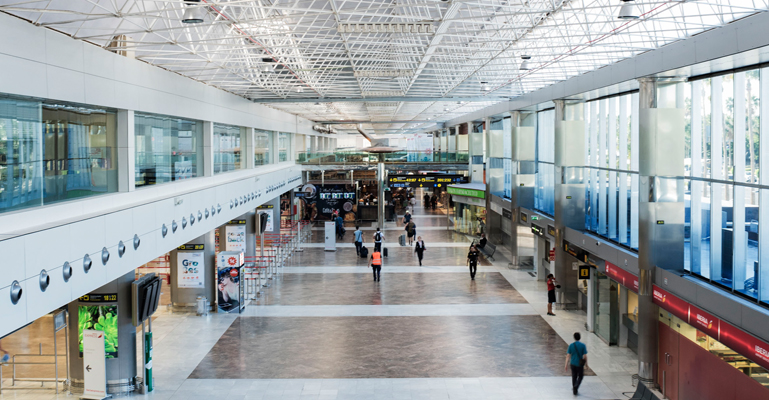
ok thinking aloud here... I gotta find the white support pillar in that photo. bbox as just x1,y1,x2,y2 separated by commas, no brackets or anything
117,110,135,192
203,121,214,177
244,127,255,169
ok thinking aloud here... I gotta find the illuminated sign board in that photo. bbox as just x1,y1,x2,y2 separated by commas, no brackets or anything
653,284,769,369
604,262,638,293
388,174,468,188
531,224,545,237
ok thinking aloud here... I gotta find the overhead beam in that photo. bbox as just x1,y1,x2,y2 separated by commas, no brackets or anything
252,97,508,103
315,120,434,124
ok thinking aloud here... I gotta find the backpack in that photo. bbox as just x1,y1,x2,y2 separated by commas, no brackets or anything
375,232,381,241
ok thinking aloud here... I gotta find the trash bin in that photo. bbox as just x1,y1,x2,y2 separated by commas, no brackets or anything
196,296,208,316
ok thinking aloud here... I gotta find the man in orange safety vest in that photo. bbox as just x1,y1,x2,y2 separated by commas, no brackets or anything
369,249,383,282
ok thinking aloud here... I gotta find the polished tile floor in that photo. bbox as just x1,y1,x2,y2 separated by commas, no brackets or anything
0,204,638,400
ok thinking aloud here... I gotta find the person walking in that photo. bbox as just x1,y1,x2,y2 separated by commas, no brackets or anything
414,236,426,266
565,332,588,395
403,210,412,225
354,225,364,256
430,194,438,210
335,213,345,240
546,274,559,316
369,248,383,282
423,193,430,208
405,220,416,245
373,228,384,252
467,245,480,280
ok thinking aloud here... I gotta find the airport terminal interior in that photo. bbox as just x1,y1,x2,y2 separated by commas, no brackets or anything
0,1,768,399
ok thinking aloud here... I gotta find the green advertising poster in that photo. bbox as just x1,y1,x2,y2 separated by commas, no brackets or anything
78,305,119,358
447,186,485,199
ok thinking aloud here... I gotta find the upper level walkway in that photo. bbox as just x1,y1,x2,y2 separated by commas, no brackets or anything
296,151,471,170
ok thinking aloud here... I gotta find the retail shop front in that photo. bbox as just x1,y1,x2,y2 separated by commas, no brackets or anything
654,286,768,400
447,183,486,236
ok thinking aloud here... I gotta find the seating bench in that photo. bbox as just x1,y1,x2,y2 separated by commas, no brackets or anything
478,242,496,261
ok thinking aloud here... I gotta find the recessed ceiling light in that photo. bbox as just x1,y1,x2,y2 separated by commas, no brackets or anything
519,55,532,70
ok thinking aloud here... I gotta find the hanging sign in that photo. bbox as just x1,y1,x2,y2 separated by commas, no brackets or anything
547,225,556,237
82,329,108,399
79,293,118,303
177,251,205,288
531,224,545,237
578,265,591,279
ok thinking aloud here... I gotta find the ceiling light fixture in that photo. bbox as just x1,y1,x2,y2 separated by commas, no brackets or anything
618,0,640,19
296,87,304,93
480,82,491,92
182,0,204,24
519,55,532,70
337,23,435,34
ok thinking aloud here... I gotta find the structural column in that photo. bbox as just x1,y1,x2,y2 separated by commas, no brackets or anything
67,271,137,394
169,231,217,308
244,127,255,169
202,121,214,177
377,158,386,229
553,100,586,304
636,77,687,383
117,110,135,192
510,111,536,265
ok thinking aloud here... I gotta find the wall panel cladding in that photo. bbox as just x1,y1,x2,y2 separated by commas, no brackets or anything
0,165,301,338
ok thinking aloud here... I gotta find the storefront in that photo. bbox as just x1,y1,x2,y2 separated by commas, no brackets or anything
447,183,486,235
654,286,768,400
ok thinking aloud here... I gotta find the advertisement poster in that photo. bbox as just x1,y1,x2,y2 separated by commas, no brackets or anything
177,251,205,288
217,253,244,314
78,305,118,358
225,224,246,252
297,183,357,221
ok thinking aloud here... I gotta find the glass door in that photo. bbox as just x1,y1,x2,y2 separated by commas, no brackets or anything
594,272,619,345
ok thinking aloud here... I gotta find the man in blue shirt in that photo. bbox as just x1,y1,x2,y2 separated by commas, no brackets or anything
565,332,588,395
354,226,364,256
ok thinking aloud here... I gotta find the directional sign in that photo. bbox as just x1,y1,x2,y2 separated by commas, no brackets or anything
82,329,107,399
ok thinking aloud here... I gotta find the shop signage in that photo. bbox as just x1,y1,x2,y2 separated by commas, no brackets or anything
520,212,527,223
653,284,769,369
578,265,591,279
79,293,118,303
689,304,720,340
604,262,639,293
531,224,545,237
502,209,512,220
652,286,690,324
177,244,204,250
297,183,357,220
388,174,467,188
547,225,556,237
225,224,247,252
549,248,556,262
447,186,485,199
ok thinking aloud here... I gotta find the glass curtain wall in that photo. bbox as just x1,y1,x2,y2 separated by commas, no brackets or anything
535,109,555,215
488,118,505,197
584,92,640,250
503,117,512,199
135,113,203,187
684,66,768,304
213,123,244,174
0,94,118,214
254,130,273,166
278,132,291,162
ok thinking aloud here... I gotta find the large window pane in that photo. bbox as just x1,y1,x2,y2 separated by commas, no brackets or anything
278,132,291,162
213,123,243,174
135,113,202,187
535,109,555,215
254,130,272,166
0,95,118,214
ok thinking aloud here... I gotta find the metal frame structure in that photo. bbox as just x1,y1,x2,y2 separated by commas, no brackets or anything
0,0,766,135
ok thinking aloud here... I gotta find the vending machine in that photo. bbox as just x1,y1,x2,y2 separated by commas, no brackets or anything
216,251,245,313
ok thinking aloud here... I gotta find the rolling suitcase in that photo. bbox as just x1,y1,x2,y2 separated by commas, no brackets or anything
383,247,388,257
399,234,406,246
360,246,368,259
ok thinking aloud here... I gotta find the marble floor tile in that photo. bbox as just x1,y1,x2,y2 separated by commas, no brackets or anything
252,273,526,305
188,316,593,380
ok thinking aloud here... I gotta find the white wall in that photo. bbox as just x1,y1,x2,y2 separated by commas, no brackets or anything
0,164,302,338
0,12,323,137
